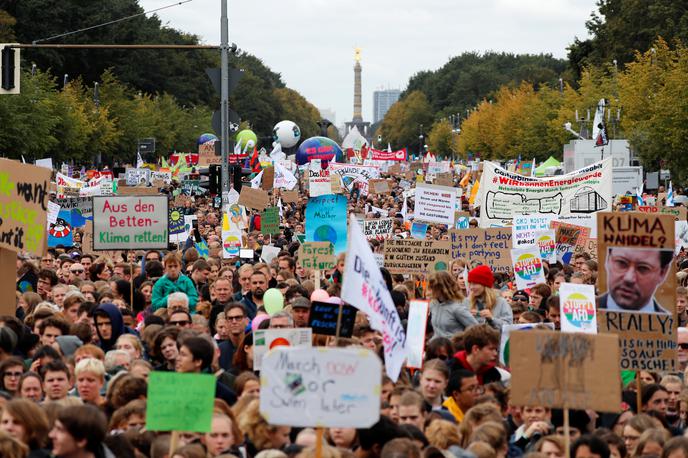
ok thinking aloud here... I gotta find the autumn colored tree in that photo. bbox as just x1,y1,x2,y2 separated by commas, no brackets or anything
378,91,434,154
427,119,458,159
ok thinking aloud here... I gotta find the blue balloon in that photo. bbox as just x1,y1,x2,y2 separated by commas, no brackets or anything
295,136,344,166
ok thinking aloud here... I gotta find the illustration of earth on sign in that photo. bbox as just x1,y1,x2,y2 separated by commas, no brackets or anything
562,292,595,329
313,225,337,246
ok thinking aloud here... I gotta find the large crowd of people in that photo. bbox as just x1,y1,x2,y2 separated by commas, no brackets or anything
5,167,688,458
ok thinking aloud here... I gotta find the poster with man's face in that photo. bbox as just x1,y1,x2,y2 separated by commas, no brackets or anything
597,212,677,371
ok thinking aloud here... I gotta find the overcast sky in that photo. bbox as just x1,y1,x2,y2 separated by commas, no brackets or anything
139,0,598,126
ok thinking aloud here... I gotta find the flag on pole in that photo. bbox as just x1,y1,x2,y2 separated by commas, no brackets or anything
341,214,406,381
636,182,645,206
400,196,408,221
667,181,675,207
530,158,536,177
592,98,609,147
136,152,144,169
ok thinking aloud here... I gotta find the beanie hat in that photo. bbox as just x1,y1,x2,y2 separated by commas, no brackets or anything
467,265,494,288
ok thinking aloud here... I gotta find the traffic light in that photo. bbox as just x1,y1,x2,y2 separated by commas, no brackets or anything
0,44,20,94
209,164,221,195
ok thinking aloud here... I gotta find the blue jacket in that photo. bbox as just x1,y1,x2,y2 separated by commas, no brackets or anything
151,273,199,311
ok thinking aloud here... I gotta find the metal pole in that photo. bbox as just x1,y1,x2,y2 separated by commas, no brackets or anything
220,0,230,197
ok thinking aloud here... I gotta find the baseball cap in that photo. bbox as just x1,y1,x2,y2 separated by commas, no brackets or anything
292,297,311,309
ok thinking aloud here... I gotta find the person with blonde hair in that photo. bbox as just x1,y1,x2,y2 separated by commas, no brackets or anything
237,398,291,452
0,431,28,458
633,428,669,457
425,419,461,450
74,357,106,407
428,271,477,338
467,265,513,328
0,398,50,455
534,435,566,458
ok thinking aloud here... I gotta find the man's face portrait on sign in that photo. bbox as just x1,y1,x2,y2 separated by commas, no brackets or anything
604,247,673,314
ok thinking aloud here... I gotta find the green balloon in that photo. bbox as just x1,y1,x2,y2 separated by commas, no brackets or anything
264,288,284,316
235,129,258,150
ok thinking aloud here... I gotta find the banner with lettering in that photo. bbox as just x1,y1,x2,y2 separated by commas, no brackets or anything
369,148,407,161
478,158,613,228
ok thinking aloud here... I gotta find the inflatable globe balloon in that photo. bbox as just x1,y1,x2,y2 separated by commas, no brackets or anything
197,133,218,146
235,129,258,150
272,120,301,148
295,136,344,166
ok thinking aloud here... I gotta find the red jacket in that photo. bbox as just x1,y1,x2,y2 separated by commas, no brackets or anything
451,350,502,385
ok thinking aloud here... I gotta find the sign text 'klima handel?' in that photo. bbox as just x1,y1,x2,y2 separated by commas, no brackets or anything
93,196,169,250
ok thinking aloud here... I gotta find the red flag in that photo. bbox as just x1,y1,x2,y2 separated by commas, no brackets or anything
249,147,261,172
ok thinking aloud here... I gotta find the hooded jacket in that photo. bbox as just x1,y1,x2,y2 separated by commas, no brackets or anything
450,350,503,385
151,273,199,312
94,303,134,353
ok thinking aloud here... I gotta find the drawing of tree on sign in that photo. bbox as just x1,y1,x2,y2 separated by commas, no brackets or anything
535,334,593,396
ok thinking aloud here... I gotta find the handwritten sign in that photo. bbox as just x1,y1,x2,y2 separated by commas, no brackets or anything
554,222,587,264
92,196,168,250
363,218,393,240
297,242,335,270
238,187,269,211
261,166,275,191
253,328,312,371
637,205,687,221
369,179,391,194
449,228,512,273
281,190,299,203
261,207,280,236
510,331,621,412
308,301,357,337
383,239,451,274
146,371,215,432
512,214,556,247
0,159,51,255
125,168,151,186
596,212,677,371
260,347,381,428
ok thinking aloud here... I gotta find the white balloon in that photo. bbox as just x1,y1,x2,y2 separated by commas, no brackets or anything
272,120,301,148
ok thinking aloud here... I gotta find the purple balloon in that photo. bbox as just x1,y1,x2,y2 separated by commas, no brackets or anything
295,136,344,166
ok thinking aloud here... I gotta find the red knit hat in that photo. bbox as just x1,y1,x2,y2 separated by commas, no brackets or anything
468,265,494,288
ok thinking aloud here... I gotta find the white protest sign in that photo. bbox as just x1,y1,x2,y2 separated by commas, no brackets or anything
274,161,298,190
261,245,281,264
92,196,168,250
253,328,312,371
406,300,429,369
511,245,546,290
559,283,597,334
414,183,457,225
125,168,151,186
363,218,394,240
308,159,331,197
260,347,381,428
151,171,172,184
46,201,60,226
342,214,406,381
512,214,556,247
35,158,53,169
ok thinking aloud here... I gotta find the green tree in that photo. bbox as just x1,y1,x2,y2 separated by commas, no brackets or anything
427,119,457,159
378,91,434,154
0,9,15,41
273,87,320,140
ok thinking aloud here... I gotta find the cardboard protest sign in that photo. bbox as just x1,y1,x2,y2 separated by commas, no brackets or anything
414,183,458,226
574,237,598,262
197,141,220,165
308,301,357,337
637,205,687,221
435,173,453,187
0,159,51,255
369,179,391,194
383,239,451,274
512,214,556,247
253,328,312,371
117,185,159,196
560,283,597,334
554,222,587,264
146,372,215,432
363,218,393,240
261,207,280,236
238,187,269,211
511,246,546,290
297,242,335,270
330,174,342,194
305,195,348,254
92,196,168,250
479,158,613,228
596,212,677,371
260,347,381,428
510,330,621,412
281,190,299,203
261,166,275,191
449,228,512,274
406,300,429,369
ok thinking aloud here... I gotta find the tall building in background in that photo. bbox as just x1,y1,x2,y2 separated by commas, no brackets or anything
373,89,401,123
345,48,371,142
